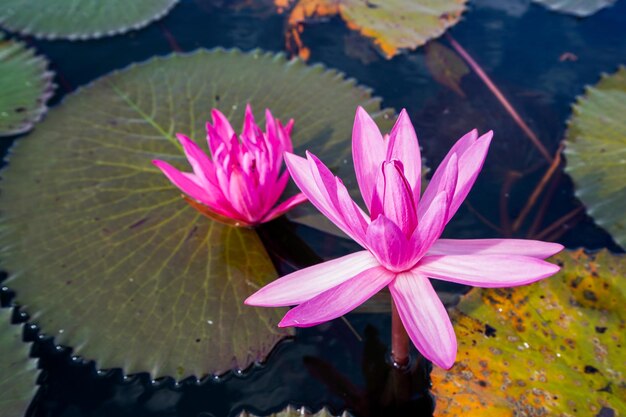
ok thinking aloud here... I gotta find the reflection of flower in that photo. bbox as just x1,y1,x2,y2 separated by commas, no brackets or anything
153,105,306,227
246,107,563,369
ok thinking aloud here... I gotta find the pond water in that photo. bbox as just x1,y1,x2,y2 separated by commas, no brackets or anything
2,0,625,416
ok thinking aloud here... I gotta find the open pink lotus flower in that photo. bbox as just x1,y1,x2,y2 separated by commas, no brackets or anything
245,107,563,369
153,105,306,227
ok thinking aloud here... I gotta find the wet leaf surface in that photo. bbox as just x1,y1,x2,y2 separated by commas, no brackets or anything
564,66,626,249
431,250,626,416
0,34,54,137
0,0,179,40
0,308,38,417
276,0,467,59
532,0,617,17
0,49,392,380
239,406,351,417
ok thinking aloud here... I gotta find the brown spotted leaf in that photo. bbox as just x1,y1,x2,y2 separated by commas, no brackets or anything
431,250,626,417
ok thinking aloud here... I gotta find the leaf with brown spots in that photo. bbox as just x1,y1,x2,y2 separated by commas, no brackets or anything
276,0,467,59
431,250,626,417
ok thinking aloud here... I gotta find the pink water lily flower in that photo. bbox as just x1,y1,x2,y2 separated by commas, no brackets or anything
245,107,563,369
153,105,307,227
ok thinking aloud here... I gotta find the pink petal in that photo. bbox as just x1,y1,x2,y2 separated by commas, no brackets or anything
210,108,235,143
371,161,417,236
417,153,458,219
352,106,385,212
410,191,448,260
175,133,217,186
428,239,564,259
389,271,457,369
365,215,413,272
306,152,369,243
244,251,379,307
261,193,308,223
278,266,395,327
416,254,560,287
242,104,257,142
284,152,368,247
447,131,493,222
153,160,210,205
227,168,258,223
385,109,421,200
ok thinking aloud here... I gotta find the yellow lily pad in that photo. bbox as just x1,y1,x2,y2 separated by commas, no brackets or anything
431,250,626,417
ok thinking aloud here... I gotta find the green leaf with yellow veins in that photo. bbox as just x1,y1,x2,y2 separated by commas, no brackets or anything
565,66,626,250
0,49,393,380
0,308,39,416
0,34,54,137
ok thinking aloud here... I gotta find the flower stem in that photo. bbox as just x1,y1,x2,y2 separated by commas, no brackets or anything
391,299,410,368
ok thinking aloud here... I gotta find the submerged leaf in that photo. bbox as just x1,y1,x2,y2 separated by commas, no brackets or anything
0,0,179,40
0,34,54,137
0,49,392,379
431,250,626,416
532,0,616,17
239,406,351,417
424,41,469,97
0,308,39,416
564,66,626,249
277,0,467,59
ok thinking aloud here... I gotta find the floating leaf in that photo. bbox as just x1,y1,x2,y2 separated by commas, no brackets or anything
0,34,54,137
239,406,351,417
424,41,469,97
564,66,626,249
532,0,616,17
431,250,626,416
0,0,179,40
277,0,467,59
0,49,392,379
0,308,39,416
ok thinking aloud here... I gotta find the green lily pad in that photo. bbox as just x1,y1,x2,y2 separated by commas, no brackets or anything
0,0,179,40
278,0,467,59
564,67,626,249
532,0,616,17
239,406,351,417
0,308,39,416
0,49,392,380
431,250,626,417
0,34,54,137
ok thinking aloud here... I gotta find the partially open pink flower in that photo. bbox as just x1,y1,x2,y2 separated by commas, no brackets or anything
245,107,563,369
153,105,307,227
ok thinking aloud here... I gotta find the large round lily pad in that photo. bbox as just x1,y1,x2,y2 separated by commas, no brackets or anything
0,34,54,137
0,49,392,379
564,67,626,249
532,0,616,17
277,0,467,59
431,250,625,416
0,0,179,40
0,308,39,417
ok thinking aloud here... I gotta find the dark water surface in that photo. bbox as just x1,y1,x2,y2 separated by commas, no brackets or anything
2,0,626,416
